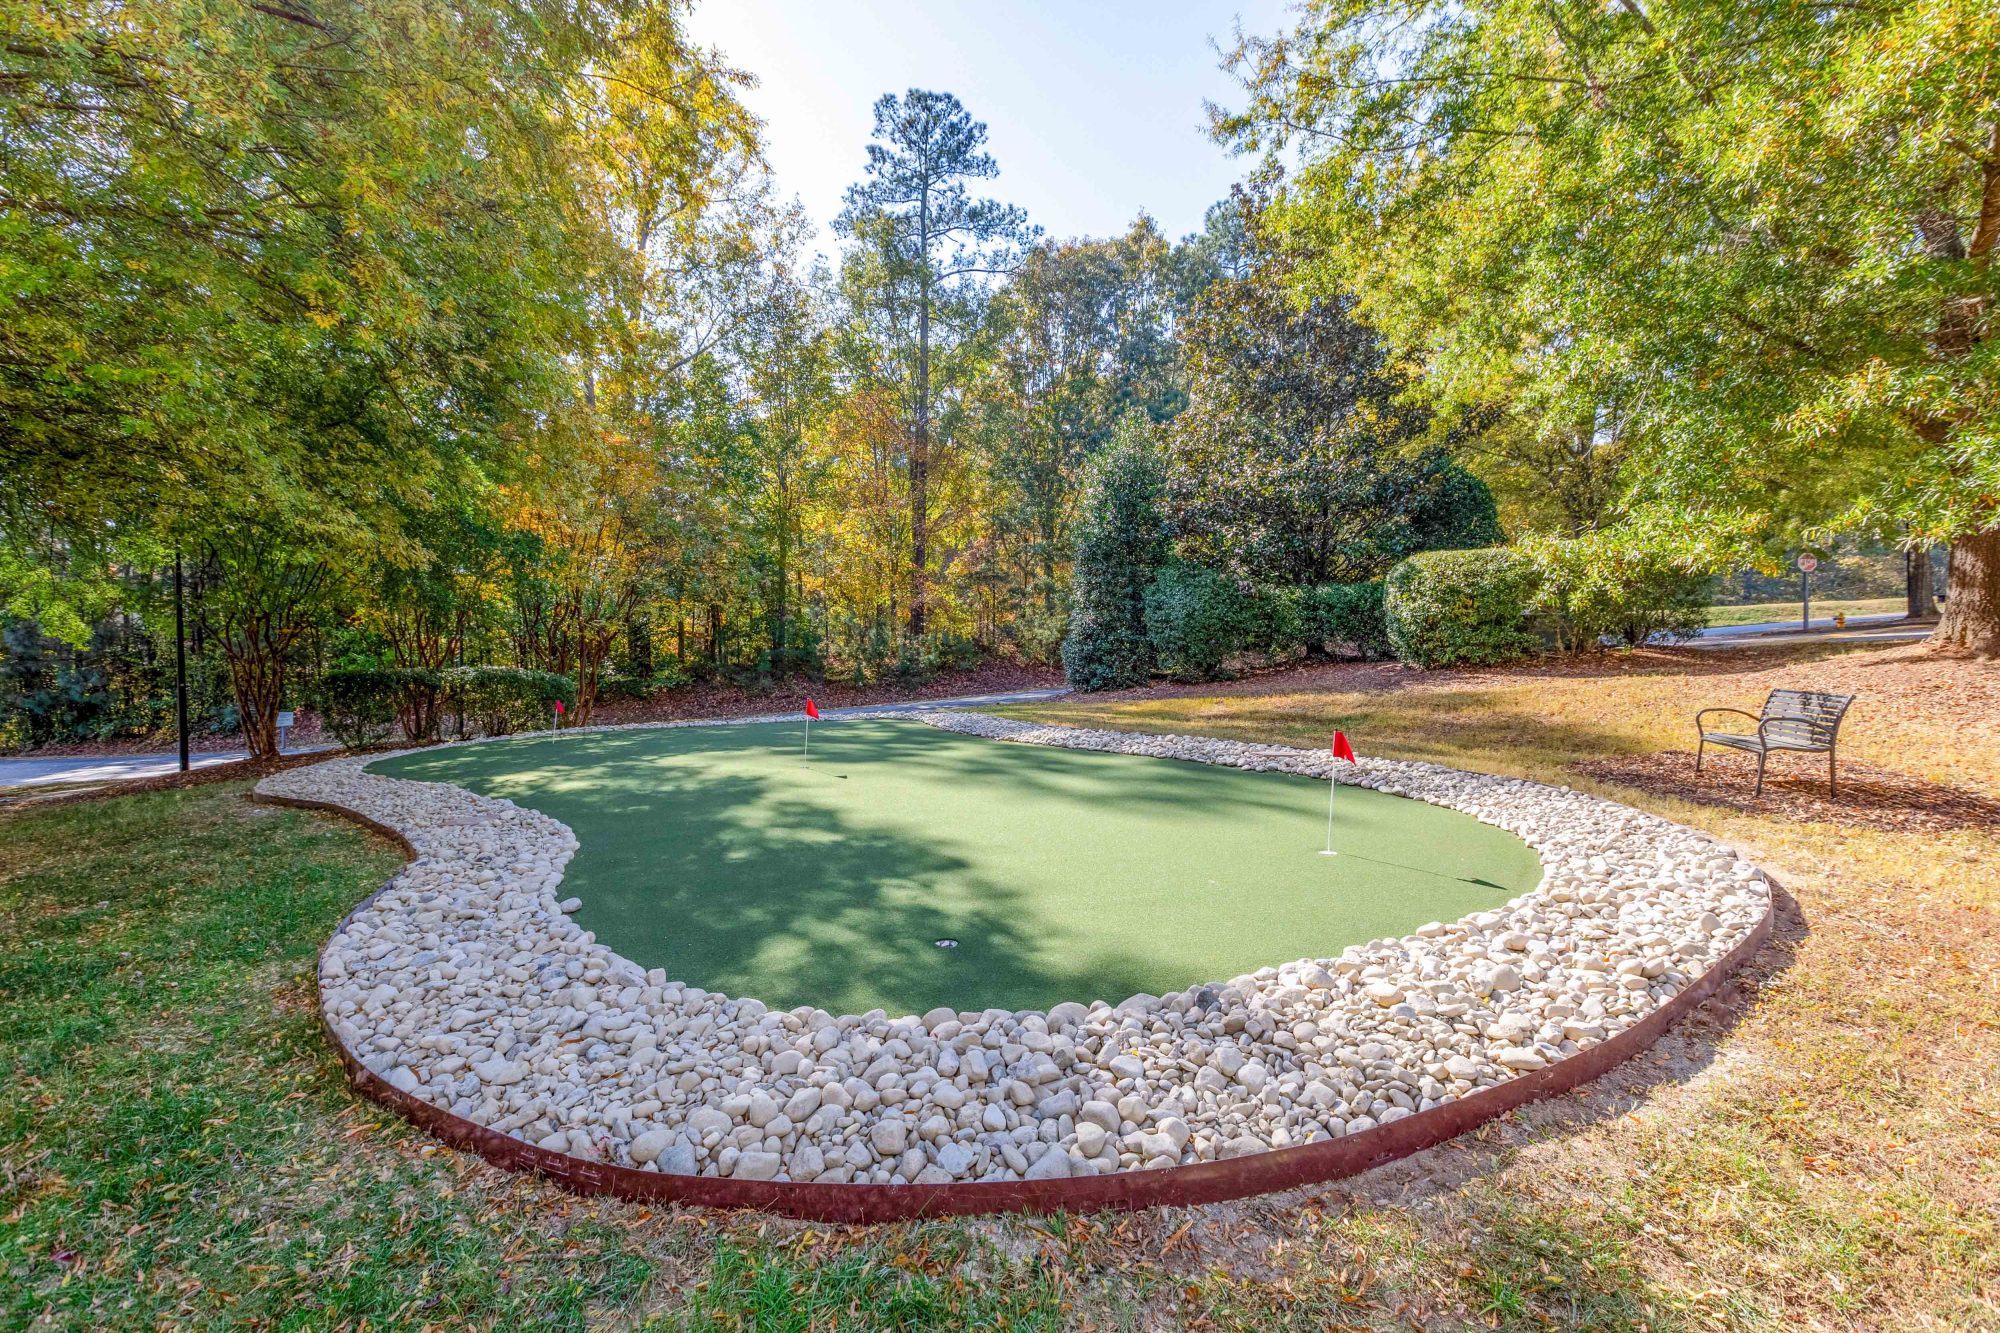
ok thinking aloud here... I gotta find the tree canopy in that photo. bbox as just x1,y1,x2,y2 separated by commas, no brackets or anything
1218,0,2000,648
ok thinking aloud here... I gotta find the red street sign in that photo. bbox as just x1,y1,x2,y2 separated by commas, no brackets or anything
1796,553,1819,573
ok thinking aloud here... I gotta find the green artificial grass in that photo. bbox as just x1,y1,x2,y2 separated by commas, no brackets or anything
373,719,1541,1016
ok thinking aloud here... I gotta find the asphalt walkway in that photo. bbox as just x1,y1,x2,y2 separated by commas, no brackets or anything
0,689,1072,790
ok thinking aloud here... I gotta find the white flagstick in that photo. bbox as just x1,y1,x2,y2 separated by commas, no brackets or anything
802,714,810,762
1321,765,1338,856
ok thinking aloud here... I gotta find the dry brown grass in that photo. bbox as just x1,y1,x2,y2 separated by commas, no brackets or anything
992,641,2000,1329
9,642,1994,1331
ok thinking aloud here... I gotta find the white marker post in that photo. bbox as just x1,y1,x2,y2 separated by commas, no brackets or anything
1322,730,1357,856
801,698,819,761
1321,772,1338,856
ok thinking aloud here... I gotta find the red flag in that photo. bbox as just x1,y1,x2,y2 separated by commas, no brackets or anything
1331,730,1356,763
554,699,566,716
804,698,820,720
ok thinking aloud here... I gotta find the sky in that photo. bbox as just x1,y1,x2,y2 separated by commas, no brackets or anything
682,0,1294,252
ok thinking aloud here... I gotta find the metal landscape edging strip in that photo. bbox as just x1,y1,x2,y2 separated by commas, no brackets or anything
261,786,1776,1222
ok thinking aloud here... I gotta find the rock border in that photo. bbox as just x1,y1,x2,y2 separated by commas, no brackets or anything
258,711,1774,1220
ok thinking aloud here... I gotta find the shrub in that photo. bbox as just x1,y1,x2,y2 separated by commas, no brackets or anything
595,668,653,702
442,665,575,737
923,631,985,674
1302,580,1390,658
1383,548,1542,667
318,667,402,749
1063,416,1171,691
1527,535,1712,649
1143,566,1305,682
1007,602,1067,666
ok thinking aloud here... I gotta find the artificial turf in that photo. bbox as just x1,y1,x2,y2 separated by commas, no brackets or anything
371,718,1542,1016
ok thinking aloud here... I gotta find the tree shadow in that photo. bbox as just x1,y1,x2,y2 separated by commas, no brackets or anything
372,719,1535,1016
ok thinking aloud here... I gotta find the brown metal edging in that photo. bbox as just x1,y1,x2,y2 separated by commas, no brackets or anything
258,789,1777,1222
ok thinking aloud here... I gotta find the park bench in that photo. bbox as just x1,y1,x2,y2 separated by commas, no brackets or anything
1695,688,1855,797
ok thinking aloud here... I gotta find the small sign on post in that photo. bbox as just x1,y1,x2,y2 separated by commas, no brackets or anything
276,709,295,755
1796,553,1819,630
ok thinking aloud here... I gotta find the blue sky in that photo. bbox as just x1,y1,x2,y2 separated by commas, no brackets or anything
683,0,1294,249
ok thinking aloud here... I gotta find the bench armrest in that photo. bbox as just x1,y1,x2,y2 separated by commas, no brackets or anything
1695,707,1762,732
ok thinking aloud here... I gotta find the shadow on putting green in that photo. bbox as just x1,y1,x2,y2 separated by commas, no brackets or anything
372,719,1541,1016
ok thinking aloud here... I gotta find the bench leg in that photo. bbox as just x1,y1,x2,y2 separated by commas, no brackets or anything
1695,738,1705,775
1754,750,1767,797
1828,747,1837,799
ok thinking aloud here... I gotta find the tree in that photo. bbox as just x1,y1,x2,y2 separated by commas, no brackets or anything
1062,416,1171,691
1221,0,2000,652
1166,250,1499,584
977,217,1211,614
836,90,1034,636
734,254,836,671
196,527,336,759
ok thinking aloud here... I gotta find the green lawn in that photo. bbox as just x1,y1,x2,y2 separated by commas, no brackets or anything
372,718,1538,1016
1704,595,1907,626
5,645,1995,1328
0,781,1078,1330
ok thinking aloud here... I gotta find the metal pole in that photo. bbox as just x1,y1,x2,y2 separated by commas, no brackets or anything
173,553,190,773
1320,771,1337,856
1801,569,1810,632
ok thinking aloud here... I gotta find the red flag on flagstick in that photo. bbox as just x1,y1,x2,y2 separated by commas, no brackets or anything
804,698,820,720
1332,730,1356,763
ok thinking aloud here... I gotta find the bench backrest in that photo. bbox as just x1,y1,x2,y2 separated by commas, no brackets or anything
1761,689,1853,749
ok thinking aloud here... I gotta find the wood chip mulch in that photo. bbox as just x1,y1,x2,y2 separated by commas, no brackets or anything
1572,748,2000,833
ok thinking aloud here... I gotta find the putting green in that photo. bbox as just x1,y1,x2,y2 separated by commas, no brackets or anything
369,719,1540,1016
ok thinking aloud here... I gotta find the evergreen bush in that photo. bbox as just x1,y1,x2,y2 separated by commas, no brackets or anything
1383,548,1541,667
441,665,575,736
1062,418,1171,691
1143,566,1305,682
1302,580,1390,658
318,668,404,748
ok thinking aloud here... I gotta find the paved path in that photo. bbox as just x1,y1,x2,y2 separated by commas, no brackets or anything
0,689,1072,790
0,746,337,790
818,687,1069,718
1681,612,1934,649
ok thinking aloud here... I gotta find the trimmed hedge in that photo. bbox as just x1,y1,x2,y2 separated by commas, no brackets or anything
1303,580,1390,659
1383,548,1541,668
1143,566,1304,682
319,667,430,748
442,665,575,737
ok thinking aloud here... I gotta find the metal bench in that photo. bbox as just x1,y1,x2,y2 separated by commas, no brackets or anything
1695,689,1854,797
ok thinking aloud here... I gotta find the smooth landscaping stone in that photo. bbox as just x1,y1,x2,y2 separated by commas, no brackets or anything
265,707,1770,1187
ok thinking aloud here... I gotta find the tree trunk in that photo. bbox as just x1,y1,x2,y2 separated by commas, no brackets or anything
772,497,791,669
224,644,284,760
1930,526,2000,655
1906,545,1939,621
911,281,931,639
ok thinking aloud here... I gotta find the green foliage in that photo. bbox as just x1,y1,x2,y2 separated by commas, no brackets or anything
1410,466,1507,553
835,88,1034,636
1143,565,1304,683
1526,536,1712,651
1165,224,1496,584
318,667,445,749
1383,549,1542,668
1221,0,2000,639
1302,580,1391,659
442,666,576,738
1062,419,1172,690
1005,602,1069,667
